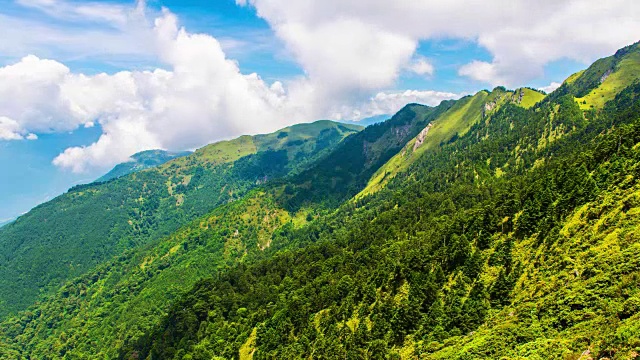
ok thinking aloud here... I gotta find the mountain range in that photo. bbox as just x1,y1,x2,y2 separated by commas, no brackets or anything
1,42,639,359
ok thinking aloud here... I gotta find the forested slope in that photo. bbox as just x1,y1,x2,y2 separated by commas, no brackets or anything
0,105,448,358
1,43,640,360
0,120,361,317
122,46,640,359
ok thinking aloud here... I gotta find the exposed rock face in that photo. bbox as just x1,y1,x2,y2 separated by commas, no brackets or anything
483,101,497,118
413,123,433,151
600,69,613,83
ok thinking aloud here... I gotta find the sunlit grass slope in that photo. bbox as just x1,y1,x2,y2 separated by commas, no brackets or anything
517,88,546,109
576,48,640,110
358,88,512,197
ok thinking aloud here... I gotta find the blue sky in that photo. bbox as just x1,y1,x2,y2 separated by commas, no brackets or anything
0,0,638,221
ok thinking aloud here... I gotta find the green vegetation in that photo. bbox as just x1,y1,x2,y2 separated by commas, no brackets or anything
576,44,640,110
109,79,639,360
0,120,361,317
0,106,442,358
360,86,544,197
274,103,454,210
550,41,640,110
564,70,586,85
359,91,488,197
2,43,640,360
96,150,192,183
516,88,546,109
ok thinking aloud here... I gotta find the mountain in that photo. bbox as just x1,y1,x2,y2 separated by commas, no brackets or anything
96,150,192,183
0,120,362,318
0,104,444,358
2,43,640,359
554,41,640,110
127,48,640,359
0,219,13,228
339,114,390,127
359,86,546,197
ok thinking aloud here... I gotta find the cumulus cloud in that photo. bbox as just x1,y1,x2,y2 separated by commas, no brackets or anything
0,8,309,172
2,0,638,172
335,90,462,121
239,0,640,86
539,81,562,94
458,61,503,86
45,11,306,172
0,117,26,140
408,57,435,77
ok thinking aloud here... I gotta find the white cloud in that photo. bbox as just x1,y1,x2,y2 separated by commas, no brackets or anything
45,11,306,172
0,117,25,140
458,61,504,86
539,81,562,94
267,18,417,120
239,0,640,86
0,0,156,65
2,0,639,172
336,89,462,121
408,57,435,77
0,8,310,172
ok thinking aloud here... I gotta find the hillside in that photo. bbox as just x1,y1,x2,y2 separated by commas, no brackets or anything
359,86,546,197
0,103,446,359
96,150,192,183
554,41,640,110
123,70,640,359
1,44,640,360
0,120,361,318
278,102,455,210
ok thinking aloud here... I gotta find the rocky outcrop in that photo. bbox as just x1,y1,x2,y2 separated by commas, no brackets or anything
413,123,433,151
600,69,613,84
483,101,497,118
517,89,524,103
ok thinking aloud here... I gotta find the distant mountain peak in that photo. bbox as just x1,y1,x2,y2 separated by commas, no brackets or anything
95,149,192,183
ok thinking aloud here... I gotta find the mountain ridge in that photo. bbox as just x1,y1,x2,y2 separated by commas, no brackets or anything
1,42,640,359
0,120,361,318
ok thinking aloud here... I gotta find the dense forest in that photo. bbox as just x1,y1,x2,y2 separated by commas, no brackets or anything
0,42,639,359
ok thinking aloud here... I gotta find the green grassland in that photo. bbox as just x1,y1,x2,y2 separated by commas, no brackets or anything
517,88,546,109
576,46,640,110
565,70,586,85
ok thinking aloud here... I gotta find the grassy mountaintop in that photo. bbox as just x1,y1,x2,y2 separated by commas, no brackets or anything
554,41,640,110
